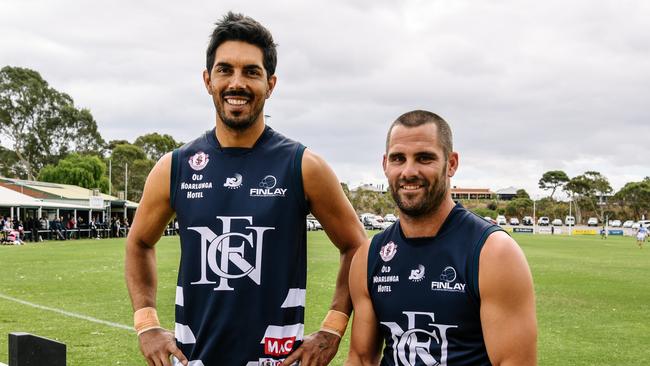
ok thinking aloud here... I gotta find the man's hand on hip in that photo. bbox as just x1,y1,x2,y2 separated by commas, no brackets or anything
138,328,188,366
282,331,341,366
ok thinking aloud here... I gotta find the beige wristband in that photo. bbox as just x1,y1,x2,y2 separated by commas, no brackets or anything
320,310,350,338
134,307,161,335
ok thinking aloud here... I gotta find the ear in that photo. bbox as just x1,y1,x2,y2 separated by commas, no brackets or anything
266,75,277,99
447,152,459,177
382,154,388,174
202,69,212,95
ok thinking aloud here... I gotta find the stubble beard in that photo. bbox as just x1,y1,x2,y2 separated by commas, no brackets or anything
391,168,449,218
217,91,265,132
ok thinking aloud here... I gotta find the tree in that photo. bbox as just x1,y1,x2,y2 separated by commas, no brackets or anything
39,153,109,192
615,178,650,220
108,143,152,202
538,170,569,200
516,189,530,199
134,133,183,161
566,171,612,222
505,198,533,218
0,145,27,178
0,66,105,180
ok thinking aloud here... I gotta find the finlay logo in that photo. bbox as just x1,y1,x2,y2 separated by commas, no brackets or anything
264,336,296,356
381,311,457,366
188,151,209,171
431,266,466,293
250,175,287,197
223,173,243,189
188,216,274,291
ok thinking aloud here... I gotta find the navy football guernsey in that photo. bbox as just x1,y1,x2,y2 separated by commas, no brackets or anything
170,125,308,366
367,203,503,366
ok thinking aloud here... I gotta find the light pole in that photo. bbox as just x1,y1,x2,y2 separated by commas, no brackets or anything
533,196,537,235
568,196,572,236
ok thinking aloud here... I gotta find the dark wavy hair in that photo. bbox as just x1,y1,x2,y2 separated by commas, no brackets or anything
206,12,277,78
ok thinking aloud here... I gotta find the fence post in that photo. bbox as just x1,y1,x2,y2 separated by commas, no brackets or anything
8,332,66,366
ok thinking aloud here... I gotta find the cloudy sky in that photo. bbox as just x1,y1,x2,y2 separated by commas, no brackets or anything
1,0,648,197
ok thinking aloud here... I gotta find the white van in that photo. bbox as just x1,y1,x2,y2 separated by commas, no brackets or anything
565,216,575,226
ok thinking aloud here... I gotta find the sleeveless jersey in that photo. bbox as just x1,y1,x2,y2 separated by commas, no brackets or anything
171,125,308,366
367,203,502,366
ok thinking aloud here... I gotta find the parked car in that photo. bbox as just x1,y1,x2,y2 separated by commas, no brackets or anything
609,219,622,227
565,216,575,226
522,216,533,226
551,219,563,226
306,220,315,231
632,222,641,229
484,216,497,224
310,219,323,230
496,215,507,225
587,217,598,226
639,220,650,229
509,217,520,226
623,220,635,228
537,217,550,226
360,213,376,230
384,214,397,222
368,217,390,230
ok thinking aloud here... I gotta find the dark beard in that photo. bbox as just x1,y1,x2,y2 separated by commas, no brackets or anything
390,170,448,218
218,90,264,131
219,109,259,131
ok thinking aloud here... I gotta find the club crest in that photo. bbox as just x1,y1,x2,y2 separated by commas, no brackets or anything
189,151,209,171
380,241,398,262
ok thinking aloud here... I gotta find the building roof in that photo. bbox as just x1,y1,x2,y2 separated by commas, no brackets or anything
495,186,519,195
1,177,117,201
0,185,94,209
450,187,493,194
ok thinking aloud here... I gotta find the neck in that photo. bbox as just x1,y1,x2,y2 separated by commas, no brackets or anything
399,197,456,238
215,117,266,148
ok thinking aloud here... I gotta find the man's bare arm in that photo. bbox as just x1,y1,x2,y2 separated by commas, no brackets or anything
125,152,188,366
345,244,382,366
282,149,367,366
480,231,537,366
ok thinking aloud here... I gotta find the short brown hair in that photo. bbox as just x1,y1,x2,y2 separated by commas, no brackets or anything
385,110,453,157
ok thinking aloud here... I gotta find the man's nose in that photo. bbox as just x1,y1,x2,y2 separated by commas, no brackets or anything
400,159,420,179
227,70,246,90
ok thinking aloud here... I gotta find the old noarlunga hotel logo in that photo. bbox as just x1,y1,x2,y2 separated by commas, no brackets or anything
189,151,209,171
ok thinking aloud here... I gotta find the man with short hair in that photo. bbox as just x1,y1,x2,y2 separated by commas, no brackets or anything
345,110,537,366
636,225,647,249
125,12,366,366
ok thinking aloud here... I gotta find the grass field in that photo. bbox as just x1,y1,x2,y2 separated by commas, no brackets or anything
1,232,649,365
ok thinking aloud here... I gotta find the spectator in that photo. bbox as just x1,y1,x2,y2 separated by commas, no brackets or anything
121,217,130,237
39,216,49,241
3,217,12,232
90,217,99,239
52,217,66,240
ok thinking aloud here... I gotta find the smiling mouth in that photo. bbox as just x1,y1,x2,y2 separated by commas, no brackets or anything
401,184,423,190
225,98,249,106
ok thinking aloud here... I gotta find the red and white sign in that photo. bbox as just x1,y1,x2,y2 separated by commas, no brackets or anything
264,336,296,356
